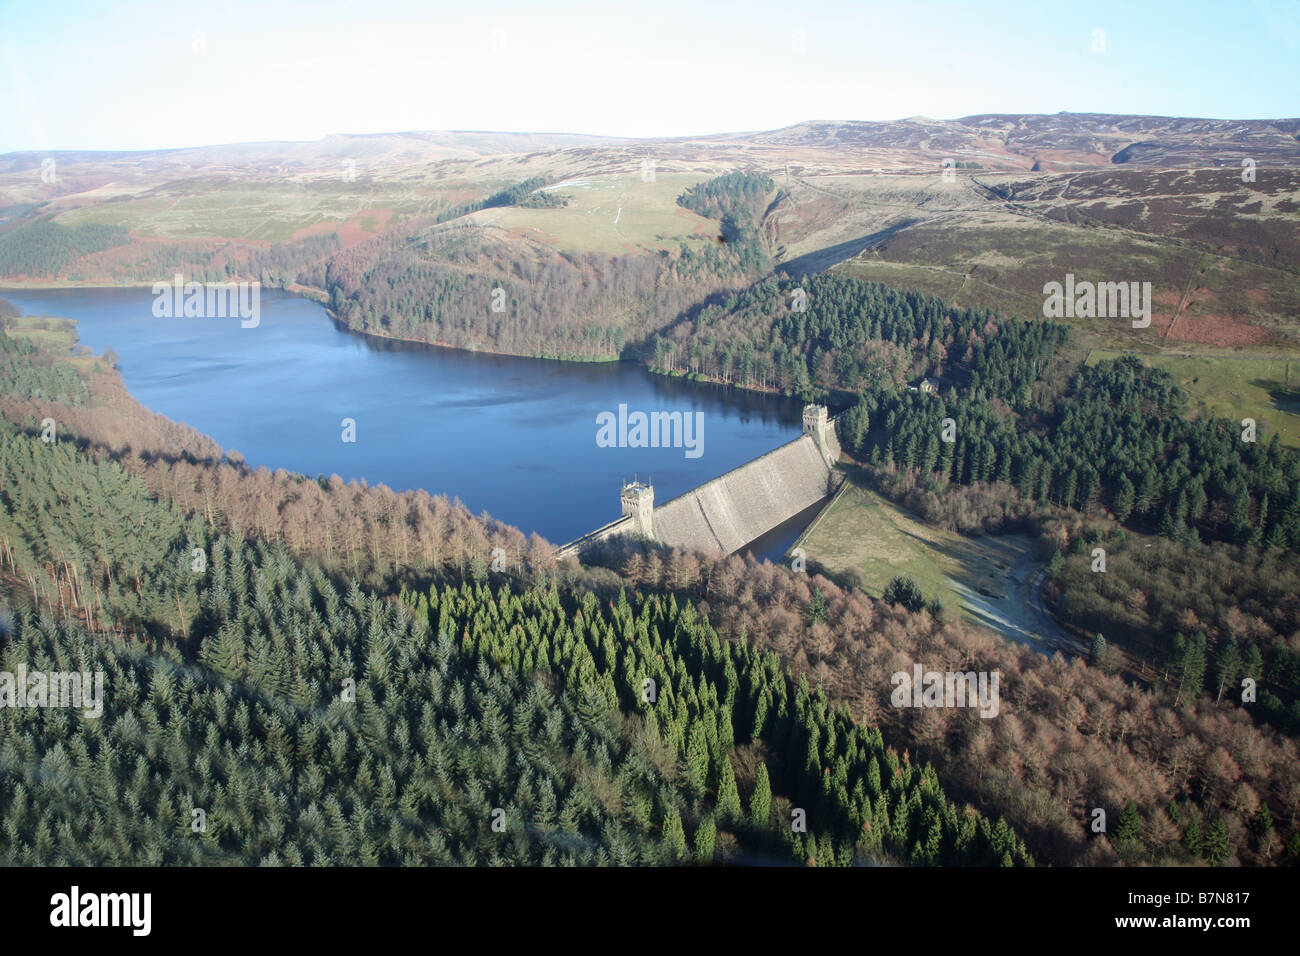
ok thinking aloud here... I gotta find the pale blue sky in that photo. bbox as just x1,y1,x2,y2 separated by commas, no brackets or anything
1,0,1296,152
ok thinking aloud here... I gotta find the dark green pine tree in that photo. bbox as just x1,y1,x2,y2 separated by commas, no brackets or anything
693,814,716,863
1112,473,1135,523
1183,814,1203,856
882,575,925,613
1172,632,1209,706
805,588,828,625
749,763,772,826
662,806,687,862
865,756,882,798
1214,638,1243,703
1242,645,1265,688
684,722,709,797
1089,633,1108,670
1060,469,1079,508
1201,819,1230,866
1114,800,1142,843
716,757,742,824
1135,469,1158,515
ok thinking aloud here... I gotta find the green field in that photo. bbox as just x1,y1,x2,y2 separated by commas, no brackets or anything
2,314,79,351
797,479,1030,608
471,172,716,253
51,169,720,251
795,477,1073,649
1087,350,1300,449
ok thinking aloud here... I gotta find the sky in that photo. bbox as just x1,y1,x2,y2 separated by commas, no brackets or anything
1,0,1297,152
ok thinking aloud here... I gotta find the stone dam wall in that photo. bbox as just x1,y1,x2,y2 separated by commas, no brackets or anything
558,406,842,558
651,434,836,554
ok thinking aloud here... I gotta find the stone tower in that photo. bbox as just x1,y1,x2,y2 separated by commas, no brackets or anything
802,403,839,466
802,403,828,439
620,481,655,539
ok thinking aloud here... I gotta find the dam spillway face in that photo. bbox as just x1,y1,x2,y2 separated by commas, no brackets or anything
557,405,840,558
651,432,835,555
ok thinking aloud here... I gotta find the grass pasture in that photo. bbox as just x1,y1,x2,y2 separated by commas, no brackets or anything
798,479,1031,609
2,314,79,352
471,172,717,254
51,168,722,253
796,477,1075,650
1086,350,1300,449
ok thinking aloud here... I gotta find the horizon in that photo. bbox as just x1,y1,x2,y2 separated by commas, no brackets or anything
5,109,1300,157
3,0,1298,153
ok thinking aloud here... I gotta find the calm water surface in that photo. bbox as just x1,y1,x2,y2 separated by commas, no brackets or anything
4,287,806,551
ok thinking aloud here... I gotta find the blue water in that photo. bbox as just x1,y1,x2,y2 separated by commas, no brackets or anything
3,287,805,547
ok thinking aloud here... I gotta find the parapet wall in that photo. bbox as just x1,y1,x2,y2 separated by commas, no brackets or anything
651,433,835,554
555,513,634,558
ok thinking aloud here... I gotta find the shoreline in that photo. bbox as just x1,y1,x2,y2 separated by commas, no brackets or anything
0,279,840,404
0,279,162,290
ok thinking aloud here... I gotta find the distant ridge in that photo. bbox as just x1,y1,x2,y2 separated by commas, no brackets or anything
6,113,1299,168
738,114,1300,166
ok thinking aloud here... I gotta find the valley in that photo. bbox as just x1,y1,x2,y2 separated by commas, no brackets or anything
2,107,1299,875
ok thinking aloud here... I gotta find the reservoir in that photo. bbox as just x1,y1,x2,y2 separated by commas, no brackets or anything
2,287,806,552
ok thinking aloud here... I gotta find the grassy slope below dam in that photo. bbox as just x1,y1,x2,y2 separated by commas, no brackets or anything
798,477,1082,655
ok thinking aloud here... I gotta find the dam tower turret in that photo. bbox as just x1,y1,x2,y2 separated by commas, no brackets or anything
620,481,655,540
802,404,838,465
